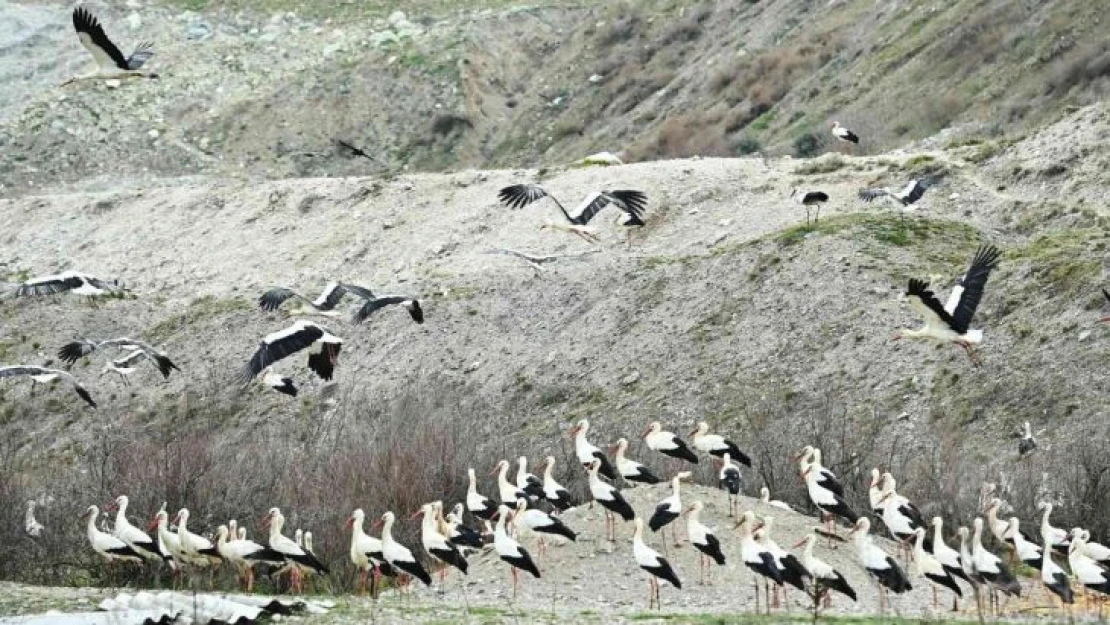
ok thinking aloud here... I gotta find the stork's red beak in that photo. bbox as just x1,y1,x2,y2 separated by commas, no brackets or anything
1098,316,1110,324
409,509,424,520
261,515,271,529
791,538,807,549
344,516,355,529
147,517,159,532
488,464,500,476
371,518,383,530
641,427,651,439
566,425,579,436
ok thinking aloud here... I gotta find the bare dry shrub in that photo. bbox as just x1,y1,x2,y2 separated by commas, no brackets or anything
1042,41,1110,96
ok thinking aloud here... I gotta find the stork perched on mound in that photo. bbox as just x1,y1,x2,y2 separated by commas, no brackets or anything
0,365,96,407
895,244,1001,366
790,189,828,224
64,8,157,86
498,183,646,243
9,271,125,301
858,178,933,211
831,121,859,145
240,321,343,383
59,338,178,379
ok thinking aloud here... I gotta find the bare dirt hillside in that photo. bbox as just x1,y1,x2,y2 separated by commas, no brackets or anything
2,0,1109,194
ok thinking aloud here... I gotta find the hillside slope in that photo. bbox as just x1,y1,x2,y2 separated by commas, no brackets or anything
1,102,1108,586
2,0,1108,194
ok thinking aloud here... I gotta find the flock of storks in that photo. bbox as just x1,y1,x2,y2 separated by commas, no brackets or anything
2,5,1109,621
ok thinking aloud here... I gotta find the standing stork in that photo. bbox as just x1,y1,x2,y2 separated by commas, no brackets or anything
346,508,394,597
759,487,792,512
1037,502,1070,555
85,505,142,566
65,8,156,86
1017,421,1037,457
830,121,859,144
568,419,617,480
689,421,752,466
540,456,574,511
632,517,681,609
1041,538,1074,607
375,511,431,586
0,366,96,407
1070,528,1110,564
684,501,725,585
492,459,529,507
754,516,810,608
717,454,743,517
734,510,783,614
264,508,329,592
106,495,166,564
800,453,858,534
849,518,912,613
971,517,1022,615
912,528,962,610
511,499,577,556
587,459,635,542
928,517,970,610
895,244,1002,366
648,471,691,551
492,505,541,597
413,503,468,580
240,320,343,382
611,437,661,485
59,338,178,379
1068,531,1110,599
789,189,829,224
515,457,545,501
466,467,497,521
24,500,44,538
794,533,856,608
216,525,284,592
643,422,698,464
1005,518,1043,569
876,472,929,552
498,184,647,243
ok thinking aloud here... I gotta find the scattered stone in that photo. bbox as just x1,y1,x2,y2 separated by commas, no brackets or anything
186,20,213,40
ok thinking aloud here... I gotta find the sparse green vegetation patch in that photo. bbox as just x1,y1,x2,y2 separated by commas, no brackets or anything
144,295,252,343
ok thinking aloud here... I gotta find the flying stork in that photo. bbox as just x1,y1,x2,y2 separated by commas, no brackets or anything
9,271,125,301
59,338,178,379
64,8,156,86
239,320,343,383
895,244,1002,366
789,189,829,224
0,365,96,407
498,183,647,243
259,282,348,317
259,366,298,397
831,121,859,144
858,178,933,211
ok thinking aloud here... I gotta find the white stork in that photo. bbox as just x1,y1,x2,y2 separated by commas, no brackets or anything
65,8,156,86
498,184,647,243
800,453,858,532
346,508,394,597
515,456,544,501
492,459,529,507
611,437,661,485
10,270,124,299
928,517,970,610
24,500,44,537
876,472,928,549
442,503,484,550
683,501,724,584
375,511,431,586
984,497,1027,548
734,510,783,613
754,516,810,609
971,517,1022,613
689,421,751,466
351,292,423,326
849,518,912,612
759,487,792,512
492,504,541,597
85,505,142,564
912,527,962,610
1068,531,1110,597
413,503,468,579
717,454,743,518
858,178,933,210
1018,421,1037,457
794,533,856,607
466,467,497,521
264,508,329,592
1041,538,1075,606
1004,517,1043,569
0,365,96,407
789,189,829,224
106,495,166,563
868,469,885,517
259,366,298,397
240,320,343,382
568,419,617,480
1037,502,1070,554
830,121,859,144
258,282,347,317
173,509,221,572
59,338,178,379
511,499,577,556
1070,528,1110,564
587,458,635,542
895,244,1002,366
148,508,188,574
648,471,691,550
632,516,681,609
540,456,573,511
643,422,698,464
216,524,284,591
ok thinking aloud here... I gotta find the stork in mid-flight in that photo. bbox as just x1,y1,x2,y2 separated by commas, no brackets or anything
858,178,933,213
895,244,1001,366
9,271,125,302
240,321,343,383
64,8,157,86
59,338,178,379
0,366,96,407
498,184,646,243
